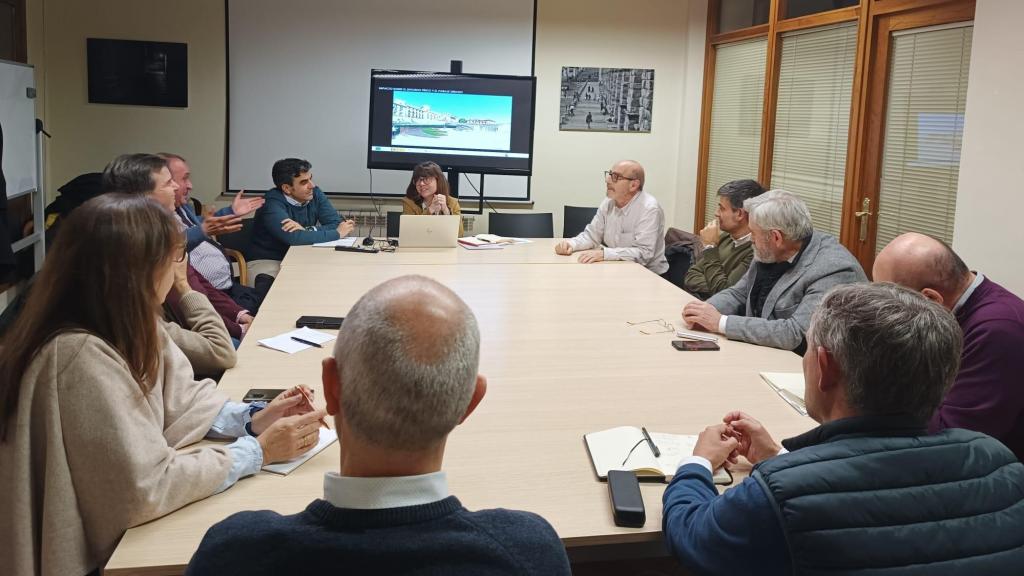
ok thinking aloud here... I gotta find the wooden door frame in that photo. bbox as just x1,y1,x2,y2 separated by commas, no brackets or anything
844,0,976,274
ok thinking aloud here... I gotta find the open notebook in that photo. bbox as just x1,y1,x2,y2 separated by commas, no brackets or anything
584,426,732,484
262,428,338,475
760,372,807,415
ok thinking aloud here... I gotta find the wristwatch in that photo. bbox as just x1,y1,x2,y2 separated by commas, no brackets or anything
244,402,267,436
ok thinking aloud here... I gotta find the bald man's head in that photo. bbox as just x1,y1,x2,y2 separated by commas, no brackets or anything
873,233,970,306
616,160,645,191
333,275,481,450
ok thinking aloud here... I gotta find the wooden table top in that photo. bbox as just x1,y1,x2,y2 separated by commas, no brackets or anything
106,240,810,575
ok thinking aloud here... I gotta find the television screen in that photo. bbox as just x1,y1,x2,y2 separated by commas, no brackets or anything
367,70,536,175
87,38,188,108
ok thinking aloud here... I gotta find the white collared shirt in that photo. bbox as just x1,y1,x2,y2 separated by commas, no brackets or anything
284,193,309,208
322,471,449,510
732,232,752,247
568,190,668,274
953,272,985,314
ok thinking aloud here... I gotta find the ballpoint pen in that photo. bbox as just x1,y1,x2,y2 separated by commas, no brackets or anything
290,336,322,348
675,329,719,342
298,386,330,429
641,426,661,457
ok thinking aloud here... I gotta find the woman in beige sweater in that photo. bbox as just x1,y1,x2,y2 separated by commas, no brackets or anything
0,194,327,576
402,161,464,237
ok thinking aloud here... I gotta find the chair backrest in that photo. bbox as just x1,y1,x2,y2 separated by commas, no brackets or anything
190,196,203,217
386,211,402,238
488,213,554,238
216,218,255,257
562,205,598,238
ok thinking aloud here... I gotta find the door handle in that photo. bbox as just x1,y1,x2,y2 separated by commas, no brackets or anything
855,198,872,242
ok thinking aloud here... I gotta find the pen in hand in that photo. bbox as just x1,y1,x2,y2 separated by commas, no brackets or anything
297,386,330,429
291,336,322,348
641,426,661,457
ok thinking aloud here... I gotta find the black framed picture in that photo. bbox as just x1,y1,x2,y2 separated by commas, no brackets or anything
87,38,188,107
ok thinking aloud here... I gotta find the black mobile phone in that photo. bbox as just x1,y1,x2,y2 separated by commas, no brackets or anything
607,470,646,527
242,388,286,403
672,340,720,351
295,315,344,329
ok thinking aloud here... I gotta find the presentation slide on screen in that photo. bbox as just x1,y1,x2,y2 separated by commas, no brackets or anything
390,89,513,153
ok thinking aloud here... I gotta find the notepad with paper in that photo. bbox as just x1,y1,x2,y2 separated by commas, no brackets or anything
257,326,337,354
262,428,338,475
312,237,358,248
584,426,732,484
760,372,807,415
457,234,531,248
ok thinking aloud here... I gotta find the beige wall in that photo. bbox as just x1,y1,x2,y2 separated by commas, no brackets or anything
26,0,225,203
954,0,1024,297
527,0,705,236
26,0,707,232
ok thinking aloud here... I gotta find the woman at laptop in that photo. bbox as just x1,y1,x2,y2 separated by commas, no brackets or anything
402,161,464,236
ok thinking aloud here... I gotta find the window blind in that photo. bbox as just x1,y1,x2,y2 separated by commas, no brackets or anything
875,24,972,252
770,23,857,236
704,37,768,224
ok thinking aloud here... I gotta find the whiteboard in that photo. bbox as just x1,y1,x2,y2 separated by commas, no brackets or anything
0,60,37,198
226,0,534,200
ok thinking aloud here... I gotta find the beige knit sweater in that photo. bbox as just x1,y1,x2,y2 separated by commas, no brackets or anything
0,326,233,576
162,290,237,375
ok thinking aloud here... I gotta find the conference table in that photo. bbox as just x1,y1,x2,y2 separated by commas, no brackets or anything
106,238,809,574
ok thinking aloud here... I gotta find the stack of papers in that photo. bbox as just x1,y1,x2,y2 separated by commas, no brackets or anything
262,428,338,475
258,326,337,354
760,372,807,415
313,237,358,248
457,234,531,249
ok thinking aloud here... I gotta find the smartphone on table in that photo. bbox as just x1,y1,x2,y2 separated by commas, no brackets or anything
672,340,720,351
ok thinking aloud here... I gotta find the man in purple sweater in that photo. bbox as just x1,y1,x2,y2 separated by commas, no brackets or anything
874,232,1024,459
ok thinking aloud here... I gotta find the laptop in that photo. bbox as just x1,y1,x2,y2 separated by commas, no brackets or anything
398,215,461,248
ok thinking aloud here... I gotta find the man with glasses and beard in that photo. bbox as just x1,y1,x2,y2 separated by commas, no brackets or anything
682,190,865,353
554,160,668,275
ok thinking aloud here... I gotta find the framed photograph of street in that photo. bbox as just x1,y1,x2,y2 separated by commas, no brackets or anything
559,67,654,132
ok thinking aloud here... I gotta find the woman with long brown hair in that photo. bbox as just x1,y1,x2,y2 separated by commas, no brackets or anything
0,194,326,576
402,161,464,236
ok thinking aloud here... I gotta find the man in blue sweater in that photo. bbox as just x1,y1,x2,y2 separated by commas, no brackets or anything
663,282,1024,575
187,275,571,575
246,158,355,283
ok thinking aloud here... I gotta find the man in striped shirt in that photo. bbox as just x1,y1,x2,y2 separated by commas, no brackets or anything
161,153,265,314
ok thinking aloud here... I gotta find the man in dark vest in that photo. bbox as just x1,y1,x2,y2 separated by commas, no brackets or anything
663,282,1024,575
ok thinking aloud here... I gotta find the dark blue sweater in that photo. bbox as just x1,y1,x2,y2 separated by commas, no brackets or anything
247,186,341,261
185,496,571,575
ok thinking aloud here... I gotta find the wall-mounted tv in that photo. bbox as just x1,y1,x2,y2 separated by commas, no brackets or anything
87,38,188,108
367,70,536,176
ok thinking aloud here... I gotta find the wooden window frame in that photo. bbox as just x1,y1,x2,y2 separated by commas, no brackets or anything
695,0,975,275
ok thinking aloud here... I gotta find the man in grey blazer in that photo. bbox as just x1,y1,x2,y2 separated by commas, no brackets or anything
682,190,866,352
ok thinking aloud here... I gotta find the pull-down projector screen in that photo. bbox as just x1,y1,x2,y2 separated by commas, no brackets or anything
227,0,535,200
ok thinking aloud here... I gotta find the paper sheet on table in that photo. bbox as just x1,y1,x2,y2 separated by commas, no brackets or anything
262,428,338,475
313,237,358,248
257,326,337,354
458,239,504,250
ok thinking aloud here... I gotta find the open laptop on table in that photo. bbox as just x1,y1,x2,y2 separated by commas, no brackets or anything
398,215,460,248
